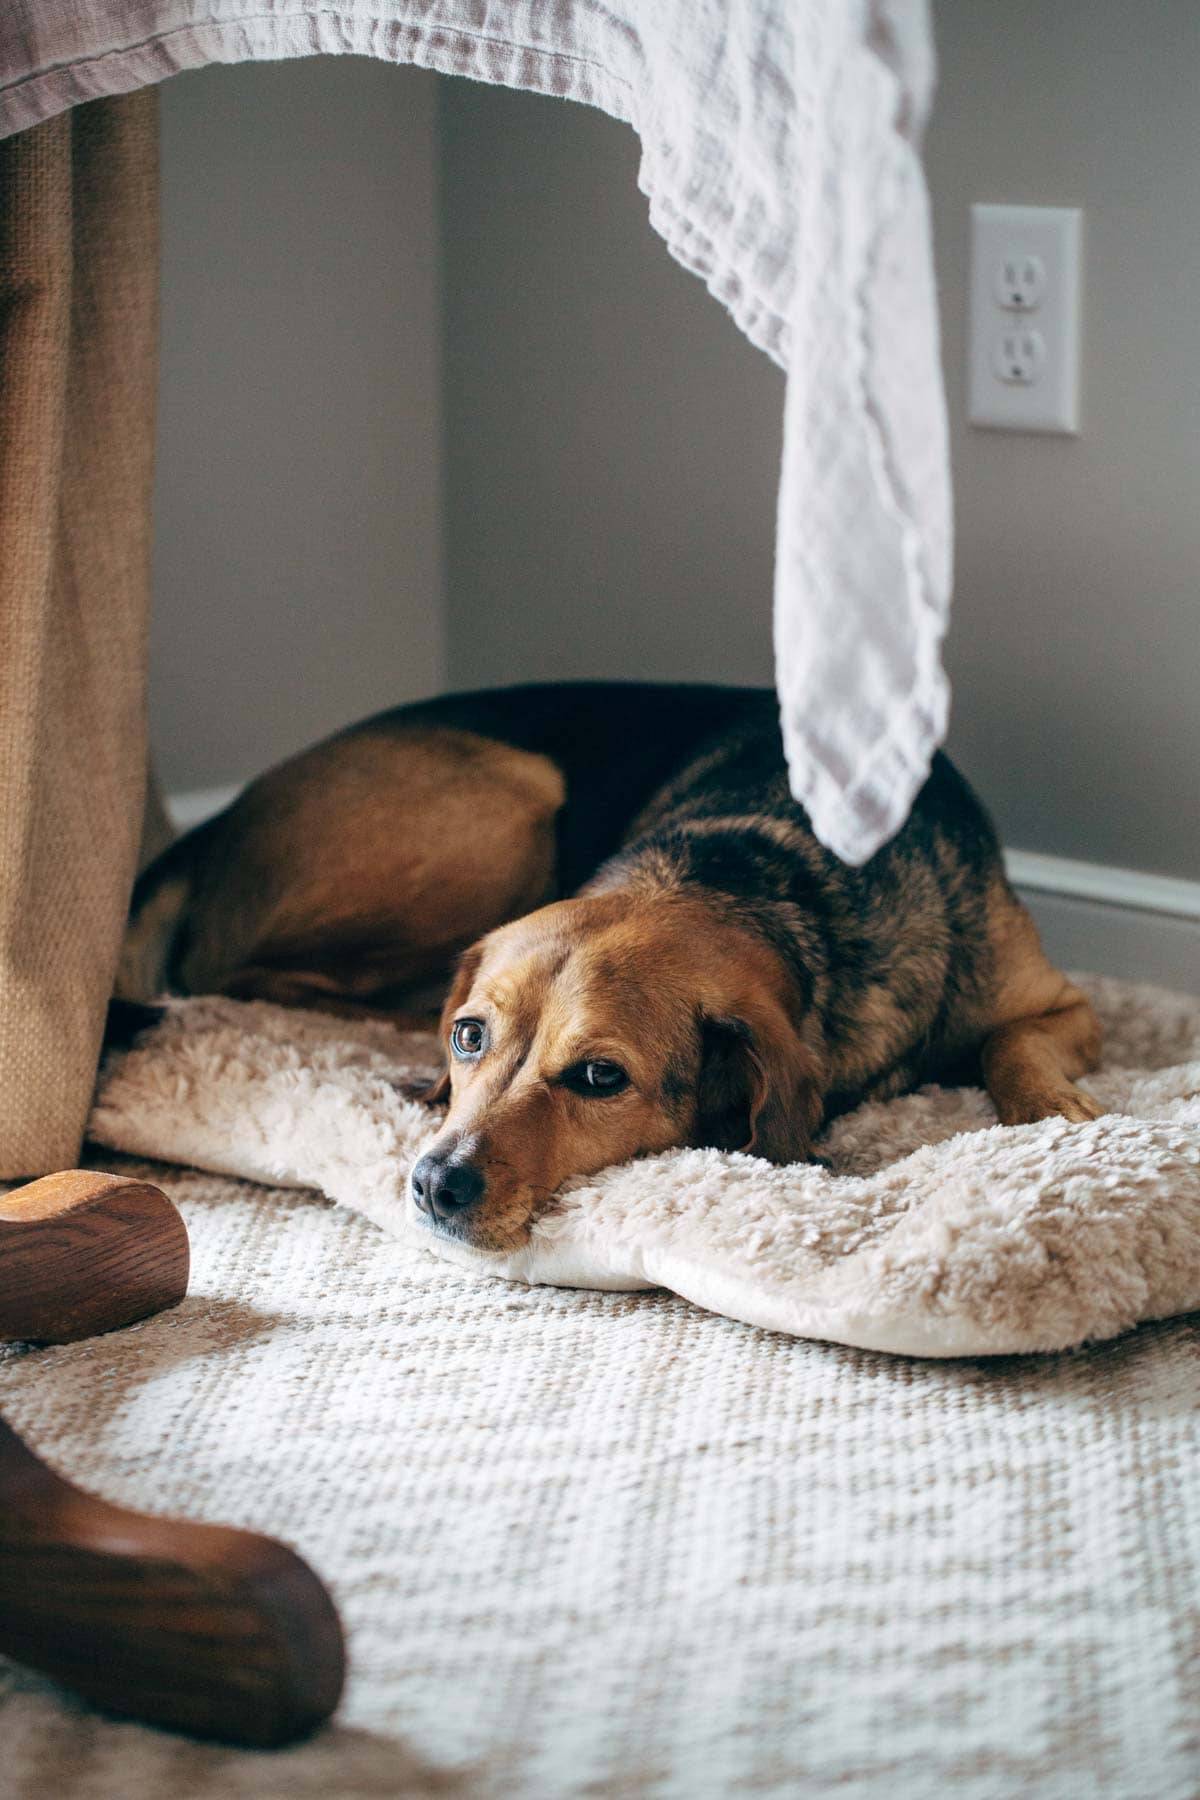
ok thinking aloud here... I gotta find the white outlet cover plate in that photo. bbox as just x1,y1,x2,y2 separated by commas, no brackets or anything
968,204,1082,434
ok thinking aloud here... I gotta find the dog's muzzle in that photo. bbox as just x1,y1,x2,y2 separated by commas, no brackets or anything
410,1150,485,1223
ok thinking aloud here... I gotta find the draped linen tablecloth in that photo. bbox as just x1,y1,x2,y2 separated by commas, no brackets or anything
0,1,950,1172
0,0,951,863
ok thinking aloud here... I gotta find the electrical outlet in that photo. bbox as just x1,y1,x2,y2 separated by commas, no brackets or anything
992,327,1045,385
993,252,1045,311
968,204,1082,433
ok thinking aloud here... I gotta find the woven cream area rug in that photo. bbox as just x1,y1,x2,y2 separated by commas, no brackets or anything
2,973,1199,1795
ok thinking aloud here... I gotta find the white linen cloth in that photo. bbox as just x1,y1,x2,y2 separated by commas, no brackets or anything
0,1,951,862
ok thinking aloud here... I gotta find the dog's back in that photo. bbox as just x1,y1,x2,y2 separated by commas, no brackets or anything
122,681,1099,1177
122,683,1009,1093
119,683,766,1003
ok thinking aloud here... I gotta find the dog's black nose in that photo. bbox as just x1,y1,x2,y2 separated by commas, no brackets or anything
411,1152,485,1221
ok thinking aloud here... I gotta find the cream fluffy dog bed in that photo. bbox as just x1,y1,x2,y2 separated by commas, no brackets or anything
88,973,1200,1358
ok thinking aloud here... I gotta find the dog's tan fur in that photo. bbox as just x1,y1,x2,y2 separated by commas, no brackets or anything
122,685,1102,1254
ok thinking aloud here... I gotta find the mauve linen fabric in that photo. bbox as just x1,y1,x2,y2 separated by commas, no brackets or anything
0,0,952,865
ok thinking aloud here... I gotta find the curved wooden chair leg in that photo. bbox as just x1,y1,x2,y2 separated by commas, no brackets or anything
0,1172,190,1343
0,1416,346,1746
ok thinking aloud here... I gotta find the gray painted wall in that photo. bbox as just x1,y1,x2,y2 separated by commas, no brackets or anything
439,83,783,693
151,57,444,794
928,0,1200,882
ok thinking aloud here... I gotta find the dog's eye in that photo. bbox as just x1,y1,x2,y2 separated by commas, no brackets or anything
451,1019,486,1058
563,1060,630,1096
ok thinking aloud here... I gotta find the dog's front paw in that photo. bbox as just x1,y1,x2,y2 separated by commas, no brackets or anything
1054,1087,1103,1124
998,1082,1103,1127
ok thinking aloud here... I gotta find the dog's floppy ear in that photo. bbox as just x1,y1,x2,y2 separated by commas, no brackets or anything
421,943,484,1106
694,1012,822,1164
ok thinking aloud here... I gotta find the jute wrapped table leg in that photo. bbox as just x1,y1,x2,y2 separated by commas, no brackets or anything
0,93,158,1177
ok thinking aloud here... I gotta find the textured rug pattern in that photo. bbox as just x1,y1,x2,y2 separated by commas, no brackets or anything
3,974,1200,1793
2,1156,1199,1797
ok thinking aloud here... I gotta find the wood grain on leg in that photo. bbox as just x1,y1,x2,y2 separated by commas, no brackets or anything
0,1172,189,1344
0,1416,346,1746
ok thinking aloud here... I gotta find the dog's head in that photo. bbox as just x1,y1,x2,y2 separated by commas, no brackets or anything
409,891,824,1252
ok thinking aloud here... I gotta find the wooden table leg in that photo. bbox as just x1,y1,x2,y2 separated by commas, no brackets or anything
0,1169,347,1744
0,1171,190,1343
0,1415,346,1746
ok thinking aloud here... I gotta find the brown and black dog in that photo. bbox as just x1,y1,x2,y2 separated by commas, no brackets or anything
120,683,1101,1253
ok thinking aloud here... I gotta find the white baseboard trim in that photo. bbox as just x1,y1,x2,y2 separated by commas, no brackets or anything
1002,851,1200,993
167,784,241,832
1004,848,1200,923
164,786,1200,992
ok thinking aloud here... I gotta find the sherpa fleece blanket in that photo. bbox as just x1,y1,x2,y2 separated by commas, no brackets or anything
88,972,1200,1357
0,0,949,864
